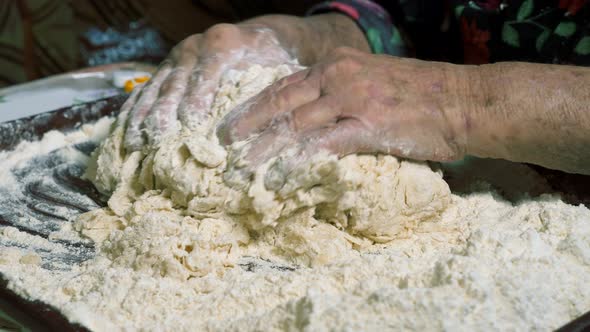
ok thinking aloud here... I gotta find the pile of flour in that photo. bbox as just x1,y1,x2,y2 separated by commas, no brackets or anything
0,64,589,331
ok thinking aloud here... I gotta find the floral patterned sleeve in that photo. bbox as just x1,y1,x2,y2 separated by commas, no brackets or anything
452,0,590,65
307,0,590,66
306,0,410,57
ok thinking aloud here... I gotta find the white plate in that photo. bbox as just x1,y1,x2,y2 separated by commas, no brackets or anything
0,64,154,123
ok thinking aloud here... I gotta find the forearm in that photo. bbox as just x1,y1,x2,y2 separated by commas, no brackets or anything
241,13,370,65
467,62,590,174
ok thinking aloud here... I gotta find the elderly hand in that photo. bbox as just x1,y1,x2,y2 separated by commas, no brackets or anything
217,47,477,189
122,23,297,151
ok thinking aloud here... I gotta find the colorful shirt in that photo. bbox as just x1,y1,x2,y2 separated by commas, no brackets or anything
308,0,590,65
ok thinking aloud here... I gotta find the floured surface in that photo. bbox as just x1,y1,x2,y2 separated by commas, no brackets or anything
0,64,588,331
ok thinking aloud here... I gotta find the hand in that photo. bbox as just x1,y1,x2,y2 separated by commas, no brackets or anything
217,47,475,188
122,23,298,151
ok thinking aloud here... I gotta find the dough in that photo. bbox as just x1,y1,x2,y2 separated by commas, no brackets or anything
81,64,452,276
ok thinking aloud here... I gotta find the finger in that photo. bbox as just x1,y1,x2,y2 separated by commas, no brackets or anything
140,71,188,145
177,66,219,131
124,62,173,150
178,48,300,132
223,126,297,188
224,95,343,189
281,95,343,134
143,68,189,143
116,85,142,127
228,94,343,156
287,119,447,163
265,119,368,192
178,46,253,130
305,119,373,156
231,94,342,149
143,58,198,144
120,82,142,111
217,68,317,144
232,25,297,67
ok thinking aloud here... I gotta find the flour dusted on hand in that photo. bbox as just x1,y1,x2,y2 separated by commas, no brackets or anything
82,64,451,274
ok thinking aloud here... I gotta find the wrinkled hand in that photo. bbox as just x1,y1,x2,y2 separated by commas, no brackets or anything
217,47,473,189
123,23,298,151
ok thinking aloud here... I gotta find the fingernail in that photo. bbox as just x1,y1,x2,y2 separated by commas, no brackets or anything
223,166,252,190
264,158,287,191
215,124,230,146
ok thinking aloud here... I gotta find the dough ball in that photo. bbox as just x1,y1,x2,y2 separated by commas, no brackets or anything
316,155,451,242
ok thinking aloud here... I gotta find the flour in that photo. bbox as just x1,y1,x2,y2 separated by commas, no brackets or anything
0,64,589,331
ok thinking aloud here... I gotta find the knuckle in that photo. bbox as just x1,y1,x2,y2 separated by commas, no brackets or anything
204,23,240,43
324,55,363,79
289,109,309,134
159,70,185,95
249,26,276,40
174,35,200,55
351,78,371,91
121,89,141,109
337,55,363,72
270,90,290,111
277,112,298,134
274,75,292,90
332,46,357,56
223,107,241,129
363,95,382,112
157,58,173,71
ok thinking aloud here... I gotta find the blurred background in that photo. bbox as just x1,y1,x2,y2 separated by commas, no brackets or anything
0,0,327,88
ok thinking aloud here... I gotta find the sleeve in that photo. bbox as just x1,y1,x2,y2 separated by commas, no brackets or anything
458,0,590,66
306,0,410,57
539,2,590,66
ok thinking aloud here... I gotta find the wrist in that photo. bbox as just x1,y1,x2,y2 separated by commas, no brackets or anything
302,13,370,62
462,62,590,174
241,13,369,66
439,62,485,159
240,15,317,65
460,63,508,160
